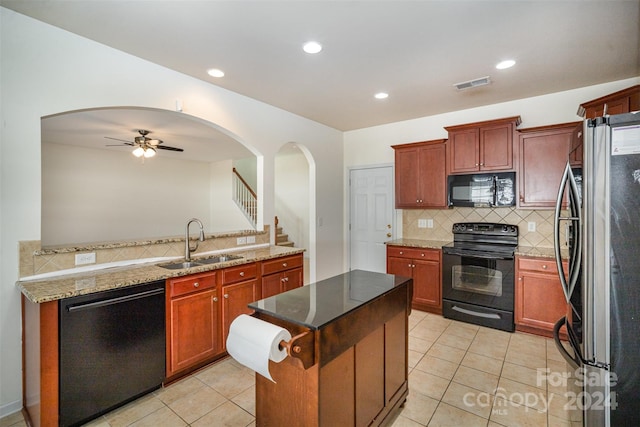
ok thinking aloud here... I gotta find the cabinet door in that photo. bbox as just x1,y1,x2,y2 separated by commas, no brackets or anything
394,146,421,207
413,258,441,310
222,279,258,347
480,123,513,171
518,127,573,207
418,144,447,207
386,256,413,278
449,129,480,173
261,273,282,299
283,267,303,292
168,288,220,375
515,271,567,331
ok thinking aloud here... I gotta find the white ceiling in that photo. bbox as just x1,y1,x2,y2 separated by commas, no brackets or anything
3,0,639,132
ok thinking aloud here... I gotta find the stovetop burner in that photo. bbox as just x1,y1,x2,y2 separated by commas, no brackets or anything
444,222,519,256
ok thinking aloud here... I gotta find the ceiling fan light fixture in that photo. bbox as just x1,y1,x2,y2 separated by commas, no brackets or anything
132,146,145,157
143,147,156,158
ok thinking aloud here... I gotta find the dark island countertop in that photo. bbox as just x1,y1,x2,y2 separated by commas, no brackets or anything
249,269,412,330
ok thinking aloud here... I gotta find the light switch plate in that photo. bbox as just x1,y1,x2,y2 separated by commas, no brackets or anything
237,237,247,245
427,219,434,228
247,235,256,244
418,219,427,228
528,222,536,232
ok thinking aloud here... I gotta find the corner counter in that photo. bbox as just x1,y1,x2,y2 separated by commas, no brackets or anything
249,270,413,427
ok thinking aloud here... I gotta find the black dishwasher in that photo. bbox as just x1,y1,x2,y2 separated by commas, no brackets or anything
59,280,165,427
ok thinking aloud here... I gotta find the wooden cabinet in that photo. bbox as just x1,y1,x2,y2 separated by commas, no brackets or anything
515,256,568,338
220,263,258,348
518,121,582,208
445,116,521,174
386,245,441,314
166,271,221,378
577,85,640,118
260,253,304,298
391,139,447,208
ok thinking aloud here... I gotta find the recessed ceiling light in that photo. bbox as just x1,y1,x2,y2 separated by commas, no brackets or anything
207,68,225,78
303,41,322,54
374,92,389,99
496,60,516,70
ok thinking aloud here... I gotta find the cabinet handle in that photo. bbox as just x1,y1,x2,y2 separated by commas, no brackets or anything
213,296,218,302
283,262,288,267
193,282,199,288
399,251,404,255
239,271,245,277
542,264,548,269
224,294,229,299
421,253,425,257
284,277,289,282
480,163,484,166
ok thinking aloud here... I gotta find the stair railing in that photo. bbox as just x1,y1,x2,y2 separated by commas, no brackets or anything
232,168,257,226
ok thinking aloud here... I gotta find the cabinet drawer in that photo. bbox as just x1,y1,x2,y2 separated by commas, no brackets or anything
168,272,217,298
517,257,565,274
261,254,303,275
387,246,440,261
221,263,257,285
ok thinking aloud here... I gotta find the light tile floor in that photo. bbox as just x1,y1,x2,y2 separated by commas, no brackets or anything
0,310,580,427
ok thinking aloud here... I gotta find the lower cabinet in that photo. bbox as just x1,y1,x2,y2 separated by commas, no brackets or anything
515,256,568,337
166,271,222,378
260,253,304,298
386,245,441,314
220,263,259,349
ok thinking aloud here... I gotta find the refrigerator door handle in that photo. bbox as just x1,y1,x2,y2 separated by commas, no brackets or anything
553,317,581,370
554,162,582,302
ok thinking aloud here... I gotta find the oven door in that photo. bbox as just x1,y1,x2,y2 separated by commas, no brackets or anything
442,249,515,312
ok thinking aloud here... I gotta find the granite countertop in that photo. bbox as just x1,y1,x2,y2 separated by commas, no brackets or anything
18,246,305,304
249,270,411,330
386,239,452,249
386,239,568,260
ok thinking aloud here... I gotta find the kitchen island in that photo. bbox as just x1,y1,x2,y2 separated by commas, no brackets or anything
248,270,412,427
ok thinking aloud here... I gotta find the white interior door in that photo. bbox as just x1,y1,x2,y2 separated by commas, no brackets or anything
349,166,394,273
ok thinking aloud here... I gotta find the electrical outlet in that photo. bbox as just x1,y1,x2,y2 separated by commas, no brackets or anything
237,236,247,245
418,219,427,228
427,219,434,228
528,221,536,232
75,252,96,265
247,236,256,244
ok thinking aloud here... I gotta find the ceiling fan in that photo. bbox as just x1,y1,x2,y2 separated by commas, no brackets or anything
105,129,184,158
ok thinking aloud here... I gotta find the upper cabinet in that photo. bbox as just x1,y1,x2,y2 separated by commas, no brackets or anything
445,116,521,174
518,121,582,208
577,85,640,118
392,139,447,209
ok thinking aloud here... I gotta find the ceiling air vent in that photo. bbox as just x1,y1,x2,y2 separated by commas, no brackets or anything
454,76,491,90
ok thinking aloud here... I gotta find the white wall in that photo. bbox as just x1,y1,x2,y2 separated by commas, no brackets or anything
0,8,344,415
275,146,310,252
42,142,215,245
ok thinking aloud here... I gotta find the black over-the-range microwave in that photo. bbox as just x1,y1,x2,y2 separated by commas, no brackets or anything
447,172,516,207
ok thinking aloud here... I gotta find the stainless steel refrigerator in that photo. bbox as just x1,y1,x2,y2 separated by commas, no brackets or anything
553,111,640,426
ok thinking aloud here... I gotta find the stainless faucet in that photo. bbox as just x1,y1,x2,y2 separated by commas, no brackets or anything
185,218,205,262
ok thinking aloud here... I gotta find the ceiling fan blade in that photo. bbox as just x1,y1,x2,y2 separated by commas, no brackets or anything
105,144,134,147
156,145,184,152
147,139,163,146
104,136,134,145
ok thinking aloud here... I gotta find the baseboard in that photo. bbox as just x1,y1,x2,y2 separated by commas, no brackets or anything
0,399,23,420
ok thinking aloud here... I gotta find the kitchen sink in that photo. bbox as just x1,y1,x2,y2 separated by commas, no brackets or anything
159,261,204,270
197,254,243,264
159,254,243,270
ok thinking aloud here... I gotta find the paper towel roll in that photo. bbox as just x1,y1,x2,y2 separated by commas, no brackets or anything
226,314,292,382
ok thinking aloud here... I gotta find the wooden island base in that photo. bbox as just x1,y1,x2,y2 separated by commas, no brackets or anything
250,270,412,427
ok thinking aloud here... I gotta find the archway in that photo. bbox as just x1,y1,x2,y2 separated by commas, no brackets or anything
274,142,316,284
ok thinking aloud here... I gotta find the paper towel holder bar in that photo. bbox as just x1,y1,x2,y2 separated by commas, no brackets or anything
278,331,314,369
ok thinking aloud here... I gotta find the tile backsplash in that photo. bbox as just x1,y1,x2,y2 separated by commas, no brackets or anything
402,207,563,248
19,228,269,278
